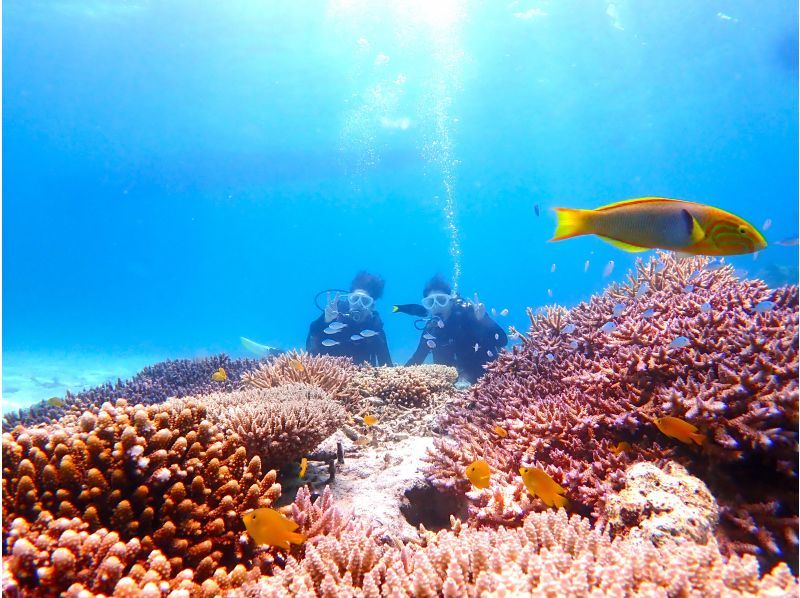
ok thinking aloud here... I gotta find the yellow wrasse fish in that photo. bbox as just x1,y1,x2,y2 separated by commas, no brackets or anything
242,508,305,549
299,457,308,478
655,416,706,446
493,425,508,438
211,367,227,382
363,414,378,426
551,198,766,256
465,459,491,489
289,359,305,373
519,466,568,509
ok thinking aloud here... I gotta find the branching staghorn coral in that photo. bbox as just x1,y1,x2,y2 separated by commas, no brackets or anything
240,351,357,402
2,399,283,595
244,491,798,597
169,385,346,469
425,252,798,564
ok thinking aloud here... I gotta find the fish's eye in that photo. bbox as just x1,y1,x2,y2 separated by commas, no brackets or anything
738,226,747,234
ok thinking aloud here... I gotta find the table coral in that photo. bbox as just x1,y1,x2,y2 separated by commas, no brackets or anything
424,252,798,565
2,399,283,595
168,385,346,469
240,351,357,402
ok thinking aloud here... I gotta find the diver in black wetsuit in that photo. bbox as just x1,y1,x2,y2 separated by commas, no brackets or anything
306,271,392,367
406,274,507,383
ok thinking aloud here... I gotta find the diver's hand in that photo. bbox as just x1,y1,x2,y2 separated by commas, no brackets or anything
473,292,486,320
324,292,340,323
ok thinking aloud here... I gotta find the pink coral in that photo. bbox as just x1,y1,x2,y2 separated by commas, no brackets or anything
425,252,798,563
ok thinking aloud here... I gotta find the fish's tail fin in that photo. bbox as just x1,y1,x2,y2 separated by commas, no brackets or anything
550,207,594,241
690,432,706,446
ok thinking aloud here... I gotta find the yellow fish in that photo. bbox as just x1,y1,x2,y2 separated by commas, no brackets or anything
609,441,631,455
211,367,227,382
519,466,568,509
493,425,508,438
551,198,766,256
655,416,705,446
299,457,308,478
242,508,306,550
47,397,64,407
289,359,305,373
465,459,491,489
363,414,378,426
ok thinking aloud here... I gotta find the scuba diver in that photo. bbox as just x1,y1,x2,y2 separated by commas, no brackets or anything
306,271,392,366
406,274,507,383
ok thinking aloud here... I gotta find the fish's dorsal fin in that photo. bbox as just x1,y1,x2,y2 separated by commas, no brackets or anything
596,235,650,252
680,209,706,243
594,197,691,212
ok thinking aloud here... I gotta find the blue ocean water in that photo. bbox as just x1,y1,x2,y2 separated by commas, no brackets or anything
3,1,797,409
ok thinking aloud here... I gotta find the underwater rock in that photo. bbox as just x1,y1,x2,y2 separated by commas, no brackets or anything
606,461,719,547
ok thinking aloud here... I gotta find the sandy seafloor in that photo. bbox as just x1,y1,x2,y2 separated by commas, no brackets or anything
1,351,164,414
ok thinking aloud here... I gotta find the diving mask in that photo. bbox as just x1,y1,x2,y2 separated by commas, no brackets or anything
347,290,374,322
422,293,452,311
423,293,453,318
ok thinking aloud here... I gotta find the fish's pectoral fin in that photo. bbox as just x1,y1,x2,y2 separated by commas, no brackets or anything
681,209,706,244
596,235,650,252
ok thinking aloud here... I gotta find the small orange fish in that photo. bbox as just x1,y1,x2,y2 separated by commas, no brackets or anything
363,414,378,426
211,367,227,382
655,416,705,446
289,359,305,373
493,425,508,438
242,508,306,549
299,457,308,478
465,459,491,489
609,441,631,455
519,466,568,509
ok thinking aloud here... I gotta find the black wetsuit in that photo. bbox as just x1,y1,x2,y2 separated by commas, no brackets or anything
406,299,507,382
306,311,392,367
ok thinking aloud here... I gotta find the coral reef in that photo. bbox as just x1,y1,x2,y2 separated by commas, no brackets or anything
169,385,346,469
425,252,798,564
342,364,459,408
247,489,798,597
605,461,719,546
240,351,357,402
2,354,266,432
2,399,283,595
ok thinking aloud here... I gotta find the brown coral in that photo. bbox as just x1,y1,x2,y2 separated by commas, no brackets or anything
246,489,798,597
341,364,458,408
2,399,282,595
425,252,798,563
169,385,346,469
240,351,357,401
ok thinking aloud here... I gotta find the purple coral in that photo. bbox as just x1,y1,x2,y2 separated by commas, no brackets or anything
425,252,798,568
